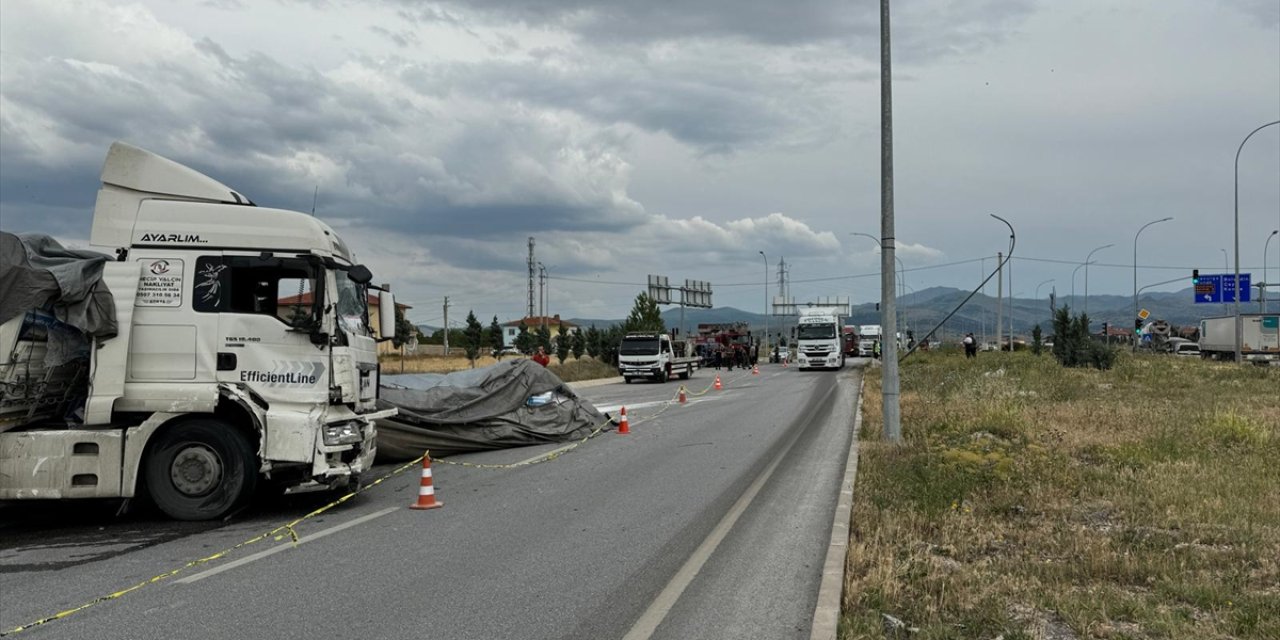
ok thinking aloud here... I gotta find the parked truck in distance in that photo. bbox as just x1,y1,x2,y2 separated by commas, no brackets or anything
1198,314,1280,363
858,325,882,357
618,332,699,383
0,142,397,520
795,307,845,370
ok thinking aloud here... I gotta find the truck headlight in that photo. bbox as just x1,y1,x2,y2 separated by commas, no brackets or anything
323,421,364,446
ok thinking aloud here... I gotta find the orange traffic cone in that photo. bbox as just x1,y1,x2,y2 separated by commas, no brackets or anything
752,364,759,375
617,406,630,434
409,455,443,510
678,386,687,404
714,376,722,390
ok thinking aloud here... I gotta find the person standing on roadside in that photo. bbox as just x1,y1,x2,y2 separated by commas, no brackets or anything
963,332,977,358
531,345,551,367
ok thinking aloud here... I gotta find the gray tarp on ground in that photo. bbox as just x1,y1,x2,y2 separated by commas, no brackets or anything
0,231,117,365
375,359,611,461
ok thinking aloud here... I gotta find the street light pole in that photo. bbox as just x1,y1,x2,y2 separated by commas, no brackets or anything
1084,243,1113,322
1133,217,1173,352
1220,248,1230,315
1235,121,1280,363
851,231,905,329
991,215,1015,351
1264,230,1279,313
1036,279,1055,301
1072,262,1090,310
760,251,769,357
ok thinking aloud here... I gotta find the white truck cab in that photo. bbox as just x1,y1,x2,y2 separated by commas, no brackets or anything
0,142,396,520
796,308,845,370
618,332,698,383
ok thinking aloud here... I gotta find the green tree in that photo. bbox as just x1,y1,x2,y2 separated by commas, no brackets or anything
515,322,534,354
585,325,601,359
623,293,665,333
386,304,415,348
1051,307,1115,370
488,316,504,358
536,324,553,352
1031,324,1043,356
598,324,625,366
555,332,570,364
462,311,484,366
571,330,585,360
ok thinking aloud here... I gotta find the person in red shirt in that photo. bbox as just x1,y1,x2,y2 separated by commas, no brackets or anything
531,346,551,367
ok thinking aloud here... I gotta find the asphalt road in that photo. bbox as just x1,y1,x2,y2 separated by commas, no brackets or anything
0,360,864,640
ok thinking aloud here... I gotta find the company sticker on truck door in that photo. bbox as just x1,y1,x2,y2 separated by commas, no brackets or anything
240,360,326,387
135,259,183,307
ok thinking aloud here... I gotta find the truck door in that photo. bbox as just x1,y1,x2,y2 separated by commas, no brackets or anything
194,253,329,412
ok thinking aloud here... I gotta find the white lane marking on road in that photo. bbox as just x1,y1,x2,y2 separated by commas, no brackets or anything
174,507,399,584
622,382,840,640
594,394,728,415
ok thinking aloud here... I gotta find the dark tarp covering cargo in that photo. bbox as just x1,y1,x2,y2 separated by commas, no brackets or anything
375,359,611,461
0,231,117,366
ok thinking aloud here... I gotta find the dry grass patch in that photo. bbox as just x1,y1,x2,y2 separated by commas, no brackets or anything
378,353,617,383
842,352,1279,639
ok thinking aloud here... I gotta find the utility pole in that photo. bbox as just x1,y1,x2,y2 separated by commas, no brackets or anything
538,263,546,328
879,0,901,443
1008,255,1014,346
527,237,536,319
442,296,450,356
995,251,1003,352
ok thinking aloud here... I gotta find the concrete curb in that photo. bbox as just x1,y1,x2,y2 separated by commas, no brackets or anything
565,376,624,390
809,372,865,640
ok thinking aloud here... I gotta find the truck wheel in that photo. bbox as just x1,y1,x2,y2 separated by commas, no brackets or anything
624,376,632,384
680,365,690,380
144,418,258,521
658,366,670,383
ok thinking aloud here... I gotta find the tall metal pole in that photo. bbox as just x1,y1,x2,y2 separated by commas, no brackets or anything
1221,248,1230,315
1235,121,1280,363
995,251,1003,352
538,263,546,327
527,237,536,319
1133,217,1173,352
879,0,900,443
442,296,450,356
990,216,1016,351
1084,243,1113,322
1264,230,1279,313
1007,254,1013,345
760,251,769,357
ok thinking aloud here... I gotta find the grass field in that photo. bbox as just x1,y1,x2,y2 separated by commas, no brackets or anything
378,352,618,383
843,351,1279,639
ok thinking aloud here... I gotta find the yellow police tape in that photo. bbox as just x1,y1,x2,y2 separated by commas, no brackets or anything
3,369,754,635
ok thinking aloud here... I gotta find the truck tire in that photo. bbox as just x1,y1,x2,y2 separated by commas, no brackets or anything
144,418,258,521
658,366,670,383
680,365,690,380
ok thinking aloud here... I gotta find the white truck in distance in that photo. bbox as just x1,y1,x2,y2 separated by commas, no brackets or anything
858,325,882,357
0,142,397,520
618,332,699,383
1198,314,1279,362
796,308,845,370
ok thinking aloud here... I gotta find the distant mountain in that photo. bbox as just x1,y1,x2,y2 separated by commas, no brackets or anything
569,286,1256,340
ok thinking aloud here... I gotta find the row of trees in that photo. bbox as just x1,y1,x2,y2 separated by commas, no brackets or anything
448,293,668,368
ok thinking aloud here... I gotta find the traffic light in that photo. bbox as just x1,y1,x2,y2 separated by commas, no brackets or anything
1192,269,1200,284
1135,317,1142,334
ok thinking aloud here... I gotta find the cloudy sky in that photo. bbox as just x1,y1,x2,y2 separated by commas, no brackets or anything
2,0,1277,327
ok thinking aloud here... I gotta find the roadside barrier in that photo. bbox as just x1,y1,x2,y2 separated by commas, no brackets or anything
408,455,443,510
678,386,687,404
617,406,630,435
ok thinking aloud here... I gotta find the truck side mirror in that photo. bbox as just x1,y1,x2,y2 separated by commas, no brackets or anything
379,290,396,341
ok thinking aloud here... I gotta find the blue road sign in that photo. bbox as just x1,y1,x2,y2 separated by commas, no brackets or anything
1194,273,1251,303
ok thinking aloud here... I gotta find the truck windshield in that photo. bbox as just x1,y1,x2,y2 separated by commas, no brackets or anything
621,338,660,354
335,271,371,337
798,323,836,340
